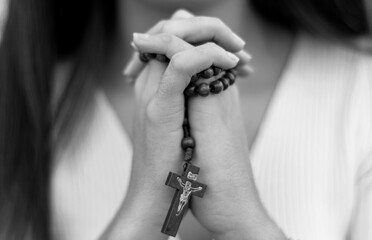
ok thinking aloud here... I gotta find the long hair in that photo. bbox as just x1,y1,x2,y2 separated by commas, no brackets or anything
251,0,369,36
0,0,368,239
0,0,116,239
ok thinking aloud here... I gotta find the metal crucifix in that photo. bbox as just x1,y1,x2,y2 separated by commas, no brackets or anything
161,163,207,237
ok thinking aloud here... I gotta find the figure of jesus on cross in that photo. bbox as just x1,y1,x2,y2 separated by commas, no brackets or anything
176,177,203,216
161,163,207,237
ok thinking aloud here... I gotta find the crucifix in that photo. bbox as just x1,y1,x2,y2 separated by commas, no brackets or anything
161,163,207,237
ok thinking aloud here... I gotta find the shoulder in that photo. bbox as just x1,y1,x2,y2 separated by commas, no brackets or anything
298,33,372,68
302,34,372,172
51,90,133,240
335,43,372,177
354,52,372,176
302,33,372,103
292,33,372,112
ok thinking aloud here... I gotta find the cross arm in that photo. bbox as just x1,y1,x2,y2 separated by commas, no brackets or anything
190,182,207,198
165,172,183,189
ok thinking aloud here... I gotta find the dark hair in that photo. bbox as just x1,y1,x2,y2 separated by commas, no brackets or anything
0,0,368,239
0,0,116,239
251,0,369,36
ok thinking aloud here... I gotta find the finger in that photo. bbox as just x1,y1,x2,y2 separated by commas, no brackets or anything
156,42,240,100
123,52,142,83
146,42,240,123
123,13,247,79
132,33,193,58
170,9,194,19
121,21,169,79
134,61,166,104
123,44,252,81
236,64,255,77
133,33,239,69
147,9,194,35
123,10,195,79
235,50,252,67
159,17,245,52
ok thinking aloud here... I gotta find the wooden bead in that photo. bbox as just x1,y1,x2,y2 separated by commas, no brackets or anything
199,67,214,78
139,52,155,62
210,80,224,94
220,77,230,90
184,148,193,161
183,118,189,127
224,71,236,81
213,67,222,75
229,68,238,76
181,137,195,149
229,77,236,85
156,54,169,62
191,75,199,83
184,83,197,97
197,83,210,97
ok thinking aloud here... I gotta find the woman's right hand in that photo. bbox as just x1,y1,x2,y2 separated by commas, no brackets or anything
100,11,247,240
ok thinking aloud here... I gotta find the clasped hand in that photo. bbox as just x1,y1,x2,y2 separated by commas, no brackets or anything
101,10,286,240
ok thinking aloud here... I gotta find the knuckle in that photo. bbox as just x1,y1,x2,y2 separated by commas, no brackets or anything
156,79,175,101
156,19,168,30
205,42,218,48
168,53,186,72
161,21,177,34
145,99,160,123
146,94,183,126
158,33,174,43
174,9,185,15
211,17,225,27
158,19,167,25
173,9,191,18
200,42,219,53
188,17,202,24
148,19,167,34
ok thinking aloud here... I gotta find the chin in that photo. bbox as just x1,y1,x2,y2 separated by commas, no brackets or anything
137,0,224,12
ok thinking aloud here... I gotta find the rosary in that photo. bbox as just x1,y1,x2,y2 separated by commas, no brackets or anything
139,52,238,237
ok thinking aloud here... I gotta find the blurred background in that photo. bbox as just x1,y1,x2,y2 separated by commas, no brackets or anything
0,0,7,40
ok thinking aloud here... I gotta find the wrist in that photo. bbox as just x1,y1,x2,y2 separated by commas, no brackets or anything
100,185,172,240
213,217,287,240
100,200,168,240
212,201,287,240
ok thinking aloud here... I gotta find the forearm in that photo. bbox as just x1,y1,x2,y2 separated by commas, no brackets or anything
99,199,168,240
100,218,167,240
99,178,172,240
211,186,288,240
213,217,287,240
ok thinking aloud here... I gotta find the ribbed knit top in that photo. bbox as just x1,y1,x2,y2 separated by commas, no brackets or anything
51,33,372,240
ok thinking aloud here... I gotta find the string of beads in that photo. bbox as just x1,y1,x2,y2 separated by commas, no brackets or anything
139,52,237,163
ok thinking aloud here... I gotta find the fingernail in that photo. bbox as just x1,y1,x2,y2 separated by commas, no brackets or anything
133,32,150,41
246,65,255,73
227,52,240,63
124,75,135,84
238,65,255,76
122,52,145,82
232,32,246,46
131,41,138,51
239,50,252,61
122,52,139,77
122,61,134,77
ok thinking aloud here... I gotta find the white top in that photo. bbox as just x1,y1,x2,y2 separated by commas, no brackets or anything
51,33,372,240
